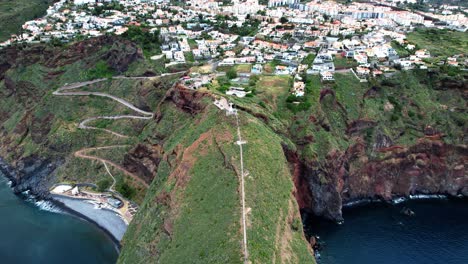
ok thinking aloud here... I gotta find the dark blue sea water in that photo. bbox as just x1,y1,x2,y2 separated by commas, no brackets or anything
0,175,118,264
306,199,468,264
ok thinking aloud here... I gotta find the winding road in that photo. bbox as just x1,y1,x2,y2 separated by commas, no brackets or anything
53,76,155,137
53,73,184,188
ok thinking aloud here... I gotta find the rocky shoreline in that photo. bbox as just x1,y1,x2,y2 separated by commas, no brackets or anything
0,156,62,198
293,140,468,222
342,193,461,208
0,156,123,248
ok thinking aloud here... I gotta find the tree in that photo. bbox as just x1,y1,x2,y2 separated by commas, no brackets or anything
97,179,111,192
116,180,135,199
282,33,292,41
249,75,259,86
201,31,212,40
226,68,238,79
280,17,289,24
122,26,161,55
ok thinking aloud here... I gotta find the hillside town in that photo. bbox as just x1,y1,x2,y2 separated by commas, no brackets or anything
0,1,467,263
2,0,466,98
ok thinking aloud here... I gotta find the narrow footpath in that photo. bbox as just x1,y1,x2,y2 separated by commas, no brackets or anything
74,146,149,188
234,110,249,264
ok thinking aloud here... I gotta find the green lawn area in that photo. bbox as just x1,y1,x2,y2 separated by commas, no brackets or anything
235,64,252,73
217,64,253,74
302,53,316,66
406,28,468,57
255,75,291,111
0,0,55,41
216,65,234,73
333,54,358,69
187,38,198,49
256,75,290,95
184,51,195,62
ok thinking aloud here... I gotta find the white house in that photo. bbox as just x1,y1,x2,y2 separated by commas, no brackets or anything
74,0,94,5
415,49,430,59
251,64,263,74
321,71,334,81
226,87,251,98
356,66,370,76
293,81,305,96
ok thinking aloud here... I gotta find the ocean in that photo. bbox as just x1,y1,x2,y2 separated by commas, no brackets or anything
0,174,118,264
305,198,468,264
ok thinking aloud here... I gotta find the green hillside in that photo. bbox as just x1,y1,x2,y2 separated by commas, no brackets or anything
1,31,466,264
0,0,56,41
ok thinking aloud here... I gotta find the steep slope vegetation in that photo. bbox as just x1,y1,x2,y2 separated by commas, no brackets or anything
0,0,56,41
0,35,466,264
118,85,314,263
225,70,466,222
0,39,314,263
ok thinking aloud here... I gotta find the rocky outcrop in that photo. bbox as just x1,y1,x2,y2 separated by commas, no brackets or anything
161,83,210,116
346,119,377,136
282,143,312,211
123,144,163,184
0,155,62,198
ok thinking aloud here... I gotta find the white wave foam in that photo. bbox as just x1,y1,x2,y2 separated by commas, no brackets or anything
35,200,62,213
343,198,375,207
21,190,62,214
409,194,447,200
392,197,407,204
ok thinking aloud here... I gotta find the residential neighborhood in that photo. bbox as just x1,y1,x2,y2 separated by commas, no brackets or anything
1,0,466,101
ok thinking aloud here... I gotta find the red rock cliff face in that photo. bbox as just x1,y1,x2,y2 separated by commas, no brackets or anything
297,139,467,221
156,82,210,119
286,73,467,222
0,35,142,81
283,144,312,210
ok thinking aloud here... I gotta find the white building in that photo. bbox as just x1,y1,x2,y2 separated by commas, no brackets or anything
268,0,299,8
74,0,95,5
227,87,251,98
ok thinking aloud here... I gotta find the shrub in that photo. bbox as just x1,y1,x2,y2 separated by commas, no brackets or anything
86,60,115,79
116,179,136,199
226,68,237,79
97,178,111,192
